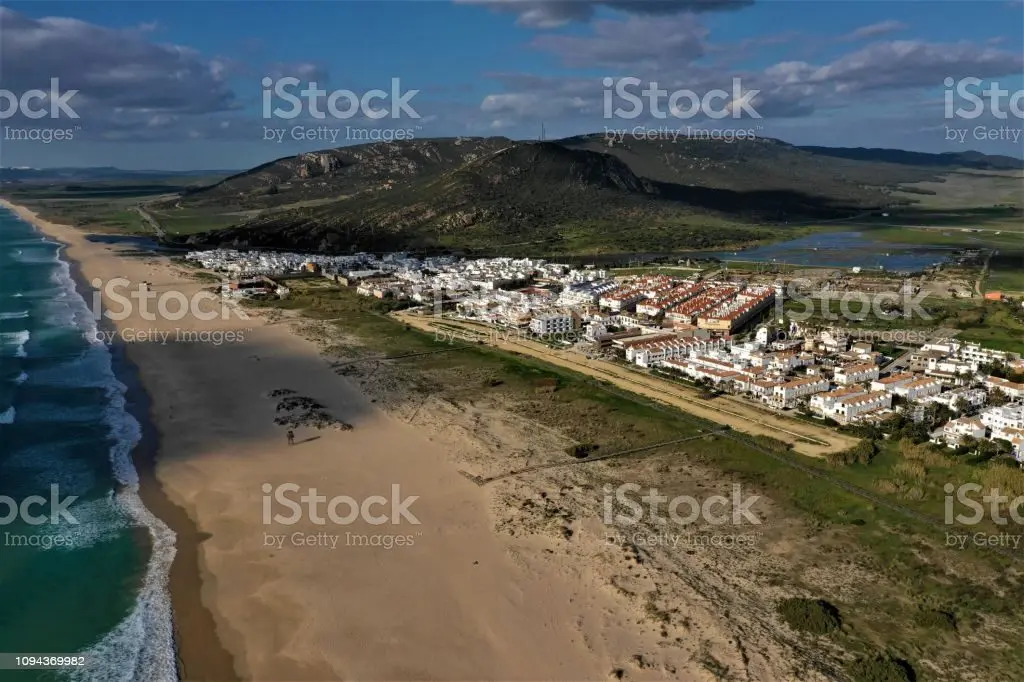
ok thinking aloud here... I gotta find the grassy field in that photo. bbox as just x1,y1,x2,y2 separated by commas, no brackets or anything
781,296,1024,354
892,170,1023,209
985,251,1024,294
143,207,243,235
861,225,1024,250
1,182,219,235
243,280,1024,679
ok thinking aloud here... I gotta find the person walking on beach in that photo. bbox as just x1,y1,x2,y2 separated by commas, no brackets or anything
286,430,295,447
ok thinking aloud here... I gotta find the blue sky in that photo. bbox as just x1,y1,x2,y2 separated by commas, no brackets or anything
1,0,1022,169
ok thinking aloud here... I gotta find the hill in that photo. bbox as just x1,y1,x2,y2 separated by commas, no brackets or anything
795,146,1024,171
163,135,1018,255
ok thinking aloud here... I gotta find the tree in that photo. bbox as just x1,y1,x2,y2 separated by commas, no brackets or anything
976,439,1000,460
990,389,1011,407
955,436,979,456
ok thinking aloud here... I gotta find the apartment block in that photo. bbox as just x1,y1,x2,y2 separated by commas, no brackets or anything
927,388,987,413
939,417,987,447
768,375,830,409
810,386,866,417
834,362,880,385
696,288,775,334
628,337,725,368
530,313,577,336
635,283,703,316
895,377,943,401
666,285,739,325
985,376,1024,400
831,391,893,423
980,404,1024,432
870,373,916,393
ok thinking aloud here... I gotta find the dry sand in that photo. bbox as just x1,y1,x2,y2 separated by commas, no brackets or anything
2,198,833,681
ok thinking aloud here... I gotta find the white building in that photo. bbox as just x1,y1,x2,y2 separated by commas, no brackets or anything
980,403,1024,433
810,386,866,418
895,377,943,401
958,342,1009,367
835,391,893,423
768,375,830,409
927,388,987,413
629,337,725,368
662,360,743,387
834,362,880,386
871,373,916,393
815,390,892,423
984,376,1024,400
530,313,576,336
939,417,987,447
599,287,646,312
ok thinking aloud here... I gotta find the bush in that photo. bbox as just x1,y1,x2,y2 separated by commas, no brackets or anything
899,439,950,467
752,435,793,453
776,598,842,635
913,608,957,632
979,464,1024,498
846,655,915,682
828,439,878,467
567,443,598,459
892,460,926,481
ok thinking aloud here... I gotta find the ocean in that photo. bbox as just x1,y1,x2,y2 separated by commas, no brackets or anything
0,208,177,681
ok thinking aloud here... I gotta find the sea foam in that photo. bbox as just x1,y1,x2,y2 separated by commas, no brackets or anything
37,242,179,682
0,330,30,358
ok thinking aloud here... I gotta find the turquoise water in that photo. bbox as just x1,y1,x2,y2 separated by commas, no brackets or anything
0,209,176,681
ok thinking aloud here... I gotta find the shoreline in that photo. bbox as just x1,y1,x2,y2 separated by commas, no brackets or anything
0,198,718,680
0,198,237,681
2,197,860,681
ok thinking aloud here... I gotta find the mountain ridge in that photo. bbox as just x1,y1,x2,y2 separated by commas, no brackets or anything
152,134,1021,254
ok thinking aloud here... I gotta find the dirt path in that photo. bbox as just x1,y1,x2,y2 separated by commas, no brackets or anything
975,249,994,295
395,312,859,457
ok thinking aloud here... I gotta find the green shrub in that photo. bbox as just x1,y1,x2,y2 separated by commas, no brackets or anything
913,608,957,632
846,655,915,682
753,435,793,453
567,443,598,459
827,439,878,467
776,598,842,635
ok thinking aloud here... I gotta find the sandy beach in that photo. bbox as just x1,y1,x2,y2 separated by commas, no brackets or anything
2,198,833,681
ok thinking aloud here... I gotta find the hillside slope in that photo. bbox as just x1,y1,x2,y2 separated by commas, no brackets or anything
173,135,1018,254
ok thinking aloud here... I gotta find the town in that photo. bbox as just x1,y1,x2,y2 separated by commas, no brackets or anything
187,248,1024,461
